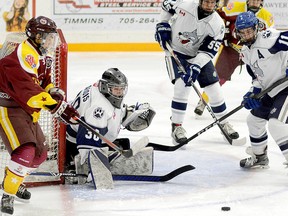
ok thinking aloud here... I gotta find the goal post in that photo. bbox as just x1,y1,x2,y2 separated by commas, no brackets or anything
0,29,68,186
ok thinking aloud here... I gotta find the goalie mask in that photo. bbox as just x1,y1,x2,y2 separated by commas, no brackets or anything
25,16,58,55
235,11,259,46
98,68,128,109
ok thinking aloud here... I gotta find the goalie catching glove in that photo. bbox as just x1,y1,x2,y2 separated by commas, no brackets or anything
122,102,156,131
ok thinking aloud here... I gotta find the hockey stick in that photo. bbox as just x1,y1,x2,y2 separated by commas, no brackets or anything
30,165,195,182
73,116,133,158
148,76,288,151
165,42,245,145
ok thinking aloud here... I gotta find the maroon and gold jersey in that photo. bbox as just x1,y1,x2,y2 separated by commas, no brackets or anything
217,1,274,45
0,39,57,122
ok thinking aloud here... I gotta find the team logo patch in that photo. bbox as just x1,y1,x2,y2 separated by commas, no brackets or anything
94,107,104,119
40,18,47,25
25,54,37,68
251,61,264,77
178,29,199,45
258,21,265,31
262,30,272,39
226,2,234,10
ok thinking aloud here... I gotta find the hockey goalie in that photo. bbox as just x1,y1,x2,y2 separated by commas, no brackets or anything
66,68,156,189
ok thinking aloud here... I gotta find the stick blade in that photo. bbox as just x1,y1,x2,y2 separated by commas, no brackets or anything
159,165,195,182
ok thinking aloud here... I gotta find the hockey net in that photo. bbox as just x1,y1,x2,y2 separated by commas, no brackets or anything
0,29,67,186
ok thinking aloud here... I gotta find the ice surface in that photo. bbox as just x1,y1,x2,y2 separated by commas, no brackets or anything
2,52,288,216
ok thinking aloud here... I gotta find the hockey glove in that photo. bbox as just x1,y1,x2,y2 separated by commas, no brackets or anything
51,101,80,125
49,87,66,101
181,64,201,86
155,22,172,50
242,87,262,110
122,102,156,131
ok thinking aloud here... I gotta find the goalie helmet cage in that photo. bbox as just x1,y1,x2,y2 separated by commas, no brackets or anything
0,29,67,186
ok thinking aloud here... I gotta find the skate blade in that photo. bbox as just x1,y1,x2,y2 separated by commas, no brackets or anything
15,196,30,203
242,165,270,169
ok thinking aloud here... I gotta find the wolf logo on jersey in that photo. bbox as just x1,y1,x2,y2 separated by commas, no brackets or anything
178,30,199,46
251,61,264,78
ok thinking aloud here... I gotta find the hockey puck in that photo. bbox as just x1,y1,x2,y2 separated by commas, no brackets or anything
221,206,231,211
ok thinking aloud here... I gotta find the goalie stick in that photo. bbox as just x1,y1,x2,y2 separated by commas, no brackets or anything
30,165,195,182
165,42,245,146
73,116,133,158
148,76,288,151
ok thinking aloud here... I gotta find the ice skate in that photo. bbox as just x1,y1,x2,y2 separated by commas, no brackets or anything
1,182,31,203
194,99,206,116
15,184,31,203
171,123,188,145
220,122,239,139
240,147,269,168
1,193,14,215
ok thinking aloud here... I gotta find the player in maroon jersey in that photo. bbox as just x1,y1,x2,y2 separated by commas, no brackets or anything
0,16,79,215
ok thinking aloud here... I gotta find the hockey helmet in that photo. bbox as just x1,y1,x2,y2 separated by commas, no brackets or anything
98,68,128,108
199,0,220,16
25,16,58,55
235,11,259,45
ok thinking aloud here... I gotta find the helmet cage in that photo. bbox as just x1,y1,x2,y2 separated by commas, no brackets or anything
98,68,128,108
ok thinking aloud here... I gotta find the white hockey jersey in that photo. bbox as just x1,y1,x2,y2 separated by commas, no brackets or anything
240,28,288,97
66,82,126,148
160,0,225,67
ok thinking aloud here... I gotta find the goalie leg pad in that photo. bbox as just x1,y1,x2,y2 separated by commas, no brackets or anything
74,154,89,184
110,147,154,175
88,149,114,190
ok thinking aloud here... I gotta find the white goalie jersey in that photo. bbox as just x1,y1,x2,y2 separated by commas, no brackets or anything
66,82,126,148
160,0,225,67
66,82,155,149
240,28,288,97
